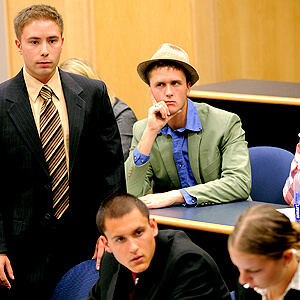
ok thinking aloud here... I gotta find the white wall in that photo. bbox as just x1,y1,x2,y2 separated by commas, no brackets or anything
0,0,9,83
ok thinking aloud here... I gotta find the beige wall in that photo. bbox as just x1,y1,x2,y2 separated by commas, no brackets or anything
5,0,300,120
93,0,194,119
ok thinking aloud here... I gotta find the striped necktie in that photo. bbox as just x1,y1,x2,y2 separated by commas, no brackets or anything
39,85,69,219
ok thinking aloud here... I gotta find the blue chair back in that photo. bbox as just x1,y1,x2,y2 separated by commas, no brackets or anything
248,146,294,205
51,259,99,300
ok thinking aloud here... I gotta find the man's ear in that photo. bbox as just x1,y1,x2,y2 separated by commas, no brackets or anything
150,218,158,237
186,82,191,97
61,36,64,52
15,39,22,55
100,235,112,253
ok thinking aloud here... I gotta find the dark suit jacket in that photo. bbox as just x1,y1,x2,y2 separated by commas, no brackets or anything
0,69,126,298
86,230,231,300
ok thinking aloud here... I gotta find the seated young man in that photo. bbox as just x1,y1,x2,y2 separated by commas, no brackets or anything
125,43,251,209
85,193,231,300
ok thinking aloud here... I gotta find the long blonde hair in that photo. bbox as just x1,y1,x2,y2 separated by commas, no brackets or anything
59,58,115,103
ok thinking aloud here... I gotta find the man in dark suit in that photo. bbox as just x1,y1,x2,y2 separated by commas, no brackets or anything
85,193,231,300
0,4,125,299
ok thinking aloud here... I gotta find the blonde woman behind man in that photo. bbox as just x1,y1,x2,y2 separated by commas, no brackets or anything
60,58,137,160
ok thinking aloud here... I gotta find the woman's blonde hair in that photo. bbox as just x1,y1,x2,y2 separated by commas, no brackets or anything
228,204,300,260
59,58,115,103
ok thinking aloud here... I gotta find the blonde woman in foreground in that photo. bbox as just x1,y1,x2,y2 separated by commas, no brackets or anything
228,204,300,299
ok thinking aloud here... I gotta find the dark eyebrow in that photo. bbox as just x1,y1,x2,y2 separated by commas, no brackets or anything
111,226,146,240
27,35,60,40
135,226,146,233
27,37,41,40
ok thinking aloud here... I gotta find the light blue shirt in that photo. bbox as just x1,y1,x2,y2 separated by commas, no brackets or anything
133,99,202,205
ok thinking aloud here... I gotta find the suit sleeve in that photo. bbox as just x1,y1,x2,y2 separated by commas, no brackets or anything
84,278,101,300
125,111,251,204
97,85,126,197
125,120,154,197
76,81,126,200
169,251,231,299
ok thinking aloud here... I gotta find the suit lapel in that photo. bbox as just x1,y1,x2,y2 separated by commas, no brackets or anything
156,131,202,186
156,134,181,186
188,132,202,184
107,271,119,300
6,71,49,174
59,70,86,175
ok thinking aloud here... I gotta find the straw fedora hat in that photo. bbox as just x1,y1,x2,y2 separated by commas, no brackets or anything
137,43,199,86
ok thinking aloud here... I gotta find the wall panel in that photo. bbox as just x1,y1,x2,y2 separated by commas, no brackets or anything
5,1,300,120
215,0,300,82
93,0,194,119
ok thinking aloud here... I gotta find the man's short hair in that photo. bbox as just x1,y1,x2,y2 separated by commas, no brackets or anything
145,60,192,85
96,193,150,235
14,4,64,41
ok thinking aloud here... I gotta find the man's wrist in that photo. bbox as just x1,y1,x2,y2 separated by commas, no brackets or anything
169,190,185,204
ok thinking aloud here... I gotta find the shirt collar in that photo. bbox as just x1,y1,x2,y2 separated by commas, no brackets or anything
23,67,63,102
159,98,202,135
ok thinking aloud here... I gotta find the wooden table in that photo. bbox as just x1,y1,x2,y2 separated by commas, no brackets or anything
190,79,300,153
150,200,289,290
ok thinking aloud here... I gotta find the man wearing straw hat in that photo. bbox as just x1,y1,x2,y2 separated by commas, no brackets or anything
125,43,251,208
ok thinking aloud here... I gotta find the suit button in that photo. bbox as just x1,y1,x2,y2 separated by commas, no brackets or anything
45,213,51,220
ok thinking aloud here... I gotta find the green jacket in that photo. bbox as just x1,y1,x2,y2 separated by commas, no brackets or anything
125,102,251,205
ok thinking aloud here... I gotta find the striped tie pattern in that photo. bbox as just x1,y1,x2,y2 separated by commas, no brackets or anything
40,85,69,219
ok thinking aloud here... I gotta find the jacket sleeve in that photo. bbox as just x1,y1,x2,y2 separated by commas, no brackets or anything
169,250,231,299
184,113,252,205
125,120,154,197
125,110,251,204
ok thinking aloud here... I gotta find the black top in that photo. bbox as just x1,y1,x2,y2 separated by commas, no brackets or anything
86,229,231,300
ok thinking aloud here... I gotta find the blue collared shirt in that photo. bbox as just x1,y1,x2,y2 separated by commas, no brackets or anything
133,99,202,205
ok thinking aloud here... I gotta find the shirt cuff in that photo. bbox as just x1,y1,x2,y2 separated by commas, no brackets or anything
133,147,150,166
180,189,197,206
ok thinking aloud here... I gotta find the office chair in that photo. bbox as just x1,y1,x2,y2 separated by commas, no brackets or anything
248,146,294,205
230,291,236,300
51,259,99,300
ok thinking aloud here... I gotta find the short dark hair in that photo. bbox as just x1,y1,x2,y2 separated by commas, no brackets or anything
96,193,150,235
14,4,64,41
145,60,191,85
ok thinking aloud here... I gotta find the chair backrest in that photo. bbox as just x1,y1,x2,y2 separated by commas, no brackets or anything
230,291,236,300
248,146,294,205
51,259,99,300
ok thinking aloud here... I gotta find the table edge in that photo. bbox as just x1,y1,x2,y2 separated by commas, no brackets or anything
150,215,233,235
189,90,300,106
